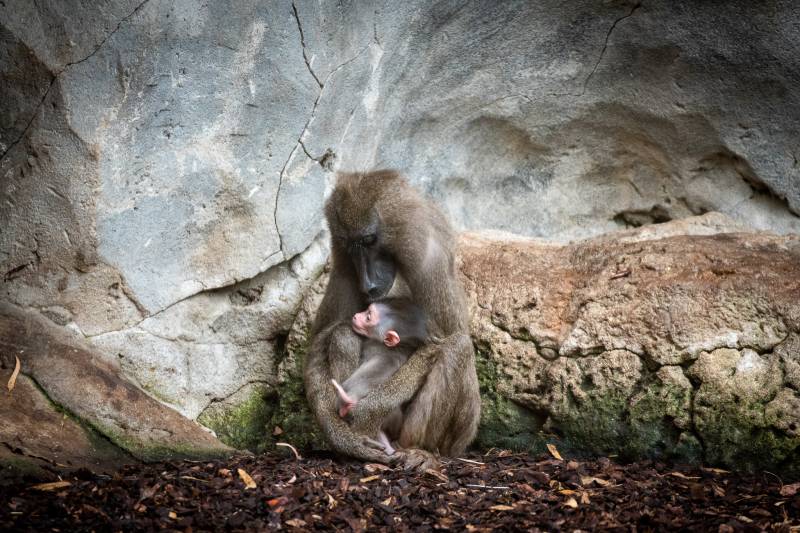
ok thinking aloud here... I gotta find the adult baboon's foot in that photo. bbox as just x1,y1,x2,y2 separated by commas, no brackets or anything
398,448,441,472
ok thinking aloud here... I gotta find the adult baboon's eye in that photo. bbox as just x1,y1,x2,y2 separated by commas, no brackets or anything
361,234,377,247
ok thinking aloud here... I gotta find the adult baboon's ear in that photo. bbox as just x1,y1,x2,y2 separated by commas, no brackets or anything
384,330,400,347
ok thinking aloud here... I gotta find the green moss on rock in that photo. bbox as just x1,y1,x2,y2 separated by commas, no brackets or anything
473,348,547,452
266,335,326,452
197,385,275,452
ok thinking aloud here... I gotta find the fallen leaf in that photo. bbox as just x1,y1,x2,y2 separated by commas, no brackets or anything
237,468,256,489
272,426,283,436
558,489,577,495
546,443,563,461
359,475,380,483
580,476,610,487
326,492,337,509
702,467,730,475
364,463,391,473
31,481,71,491
489,504,515,511
580,491,590,504
168,511,177,520
564,497,578,508
780,482,800,497
7,356,20,393
712,482,726,497
267,496,289,511
668,472,700,480
425,468,449,482
286,474,297,484
382,497,392,506
737,515,754,524
286,518,307,527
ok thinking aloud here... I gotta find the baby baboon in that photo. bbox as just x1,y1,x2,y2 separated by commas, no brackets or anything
331,298,428,454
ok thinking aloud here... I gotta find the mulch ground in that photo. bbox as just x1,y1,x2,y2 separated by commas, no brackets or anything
2,449,799,532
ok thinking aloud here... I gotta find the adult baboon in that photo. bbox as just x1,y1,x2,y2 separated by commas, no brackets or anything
304,170,480,469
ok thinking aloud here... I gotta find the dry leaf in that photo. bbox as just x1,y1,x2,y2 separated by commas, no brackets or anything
425,468,449,482
364,463,390,473
558,489,577,495
168,511,177,520
702,467,730,475
780,482,800,497
218,468,231,476
546,443,563,460
381,497,392,506
737,515,754,524
268,496,289,511
326,492,337,509
669,472,700,480
286,474,297,484
580,476,610,487
712,483,726,497
237,468,256,489
286,518,307,527
7,356,20,393
580,491,590,504
31,481,71,491
359,475,380,483
489,504,515,511
564,497,578,508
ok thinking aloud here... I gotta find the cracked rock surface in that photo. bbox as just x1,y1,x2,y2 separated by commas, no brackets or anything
1,1,800,474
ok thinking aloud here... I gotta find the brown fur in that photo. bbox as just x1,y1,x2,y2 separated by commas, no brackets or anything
304,170,480,468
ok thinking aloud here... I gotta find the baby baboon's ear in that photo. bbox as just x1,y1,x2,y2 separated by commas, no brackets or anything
383,330,400,347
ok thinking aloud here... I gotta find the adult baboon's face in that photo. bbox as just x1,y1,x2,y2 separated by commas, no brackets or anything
347,222,396,301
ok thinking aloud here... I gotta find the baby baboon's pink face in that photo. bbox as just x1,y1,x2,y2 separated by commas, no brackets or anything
351,303,380,338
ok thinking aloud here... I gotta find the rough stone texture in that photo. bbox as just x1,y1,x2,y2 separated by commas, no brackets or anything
0,371,130,480
1,0,799,472
458,219,800,474
0,303,233,465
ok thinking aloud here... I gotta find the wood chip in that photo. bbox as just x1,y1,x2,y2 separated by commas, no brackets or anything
359,475,380,483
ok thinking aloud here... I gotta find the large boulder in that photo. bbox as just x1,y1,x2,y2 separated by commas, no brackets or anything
459,217,800,473
0,303,232,478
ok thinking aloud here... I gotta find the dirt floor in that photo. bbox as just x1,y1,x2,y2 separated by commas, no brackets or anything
2,449,799,532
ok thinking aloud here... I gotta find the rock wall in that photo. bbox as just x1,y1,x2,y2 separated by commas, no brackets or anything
1,0,799,473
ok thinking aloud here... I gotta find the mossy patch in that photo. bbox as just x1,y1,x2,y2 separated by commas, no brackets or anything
473,347,548,452
197,385,275,452
265,335,326,452
696,397,800,476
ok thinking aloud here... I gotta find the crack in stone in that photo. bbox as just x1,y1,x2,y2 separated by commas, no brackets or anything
0,0,152,164
290,2,322,88
196,379,273,420
581,1,642,95
273,23,374,259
